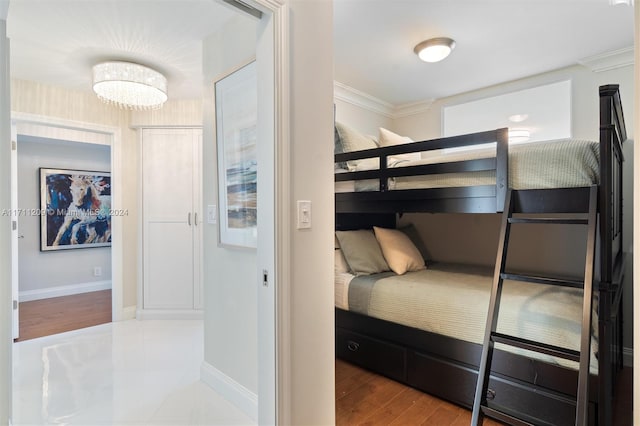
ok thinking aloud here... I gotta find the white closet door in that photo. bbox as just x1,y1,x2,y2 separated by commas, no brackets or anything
143,129,196,309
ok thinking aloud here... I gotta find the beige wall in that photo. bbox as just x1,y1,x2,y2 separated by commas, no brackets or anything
131,99,202,128
334,97,393,138
11,79,139,309
288,0,335,423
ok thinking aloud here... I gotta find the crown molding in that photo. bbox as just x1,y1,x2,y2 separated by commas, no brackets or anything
334,81,434,119
578,46,634,73
393,99,435,118
333,81,395,118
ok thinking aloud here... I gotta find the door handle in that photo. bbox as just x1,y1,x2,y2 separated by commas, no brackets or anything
194,212,198,226
188,212,192,226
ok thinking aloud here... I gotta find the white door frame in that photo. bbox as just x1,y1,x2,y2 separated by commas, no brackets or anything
10,123,17,339
10,112,124,322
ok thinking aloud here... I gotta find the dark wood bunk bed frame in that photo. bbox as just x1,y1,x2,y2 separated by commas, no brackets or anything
334,85,626,426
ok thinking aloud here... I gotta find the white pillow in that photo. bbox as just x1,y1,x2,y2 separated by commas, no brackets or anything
373,226,426,275
378,127,421,163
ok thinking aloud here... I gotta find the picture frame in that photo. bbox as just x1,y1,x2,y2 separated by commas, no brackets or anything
214,60,258,248
40,168,112,251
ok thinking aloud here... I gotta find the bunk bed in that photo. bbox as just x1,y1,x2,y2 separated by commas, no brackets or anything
334,85,627,425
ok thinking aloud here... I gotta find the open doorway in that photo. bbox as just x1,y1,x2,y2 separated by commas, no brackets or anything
10,113,124,343
14,134,112,341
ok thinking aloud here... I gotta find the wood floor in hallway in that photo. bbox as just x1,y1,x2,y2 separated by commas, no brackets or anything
16,289,112,342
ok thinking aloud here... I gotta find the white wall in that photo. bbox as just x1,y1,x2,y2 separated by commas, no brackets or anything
201,13,259,396
17,137,111,297
0,17,13,423
394,64,634,142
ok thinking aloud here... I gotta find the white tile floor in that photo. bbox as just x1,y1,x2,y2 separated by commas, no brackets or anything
12,320,256,426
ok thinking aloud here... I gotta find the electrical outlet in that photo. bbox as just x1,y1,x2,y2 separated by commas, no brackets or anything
93,266,102,277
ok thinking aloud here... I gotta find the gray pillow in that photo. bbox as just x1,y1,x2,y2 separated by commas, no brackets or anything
335,122,378,171
335,229,390,276
334,125,347,169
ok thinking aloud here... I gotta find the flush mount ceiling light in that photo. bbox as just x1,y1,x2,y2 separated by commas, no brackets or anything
508,113,529,123
414,37,456,63
92,61,168,110
609,0,633,5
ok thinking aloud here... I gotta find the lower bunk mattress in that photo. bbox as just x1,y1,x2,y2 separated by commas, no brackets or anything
335,262,598,373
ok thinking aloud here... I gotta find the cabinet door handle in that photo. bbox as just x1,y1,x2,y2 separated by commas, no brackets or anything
188,212,192,226
194,212,198,226
347,341,360,352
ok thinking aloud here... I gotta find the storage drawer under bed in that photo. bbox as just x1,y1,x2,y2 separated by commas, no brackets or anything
407,350,596,426
336,327,406,382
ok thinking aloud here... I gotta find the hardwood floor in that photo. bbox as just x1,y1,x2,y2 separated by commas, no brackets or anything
16,290,112,342
335,358,633,425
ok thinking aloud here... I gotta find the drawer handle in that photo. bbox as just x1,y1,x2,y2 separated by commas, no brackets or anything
486,388,496,401
347,341,360,352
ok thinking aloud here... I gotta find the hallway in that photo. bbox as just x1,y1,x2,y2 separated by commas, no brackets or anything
12,319,255,425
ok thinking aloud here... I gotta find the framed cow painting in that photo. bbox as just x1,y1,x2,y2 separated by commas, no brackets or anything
40,168,111,251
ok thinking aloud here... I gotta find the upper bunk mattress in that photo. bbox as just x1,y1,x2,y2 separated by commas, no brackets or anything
335,262,598,373
335,139,600,192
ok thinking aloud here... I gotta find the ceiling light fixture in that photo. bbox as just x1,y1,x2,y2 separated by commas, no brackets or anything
92,61,168,110
414,37,456,63
508,113,529,123
610,0,633,5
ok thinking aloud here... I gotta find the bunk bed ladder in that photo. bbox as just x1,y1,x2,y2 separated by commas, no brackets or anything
471,186,598,426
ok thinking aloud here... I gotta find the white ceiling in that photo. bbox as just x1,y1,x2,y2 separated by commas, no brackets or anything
7,0,236,100
334,0,635,105
5,0,636,105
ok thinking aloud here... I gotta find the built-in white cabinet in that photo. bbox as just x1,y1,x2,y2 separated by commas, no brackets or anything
141,128,202,315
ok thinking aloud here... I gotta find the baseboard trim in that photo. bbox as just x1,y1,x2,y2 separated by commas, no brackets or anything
623,346,633,367
122,305,137,320
19,280,112,302
135,308,203,320
200,361,258,421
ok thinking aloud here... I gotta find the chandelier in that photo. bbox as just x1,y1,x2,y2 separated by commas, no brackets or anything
92,61,168,110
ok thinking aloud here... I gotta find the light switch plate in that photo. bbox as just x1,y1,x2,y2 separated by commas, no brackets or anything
207,205,217,224
297,200,311,229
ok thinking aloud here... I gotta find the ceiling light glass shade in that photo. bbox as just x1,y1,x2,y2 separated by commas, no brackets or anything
508,128,531,143
92,61,168,110
414,37,456,63
508,113,529,123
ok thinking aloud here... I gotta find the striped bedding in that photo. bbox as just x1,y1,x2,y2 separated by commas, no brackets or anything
335,139,600,192
335,262,598,373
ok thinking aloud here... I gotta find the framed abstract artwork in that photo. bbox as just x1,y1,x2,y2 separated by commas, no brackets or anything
214,60,258,248
40,168,112,251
